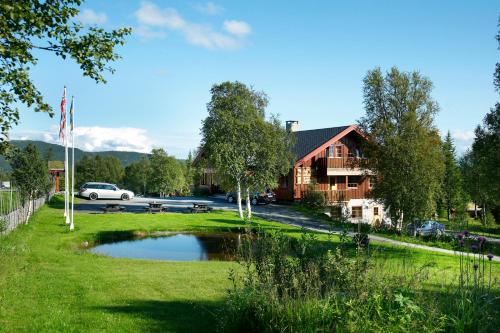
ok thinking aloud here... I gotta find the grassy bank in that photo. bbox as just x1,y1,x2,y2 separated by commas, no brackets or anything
0,202,498,332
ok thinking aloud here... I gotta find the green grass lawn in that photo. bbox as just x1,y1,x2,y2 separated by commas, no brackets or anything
0,202,498,332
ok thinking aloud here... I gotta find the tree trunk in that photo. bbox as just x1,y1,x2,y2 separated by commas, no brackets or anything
26,194,33,224
236,180,243,219
474,203,478,219
246,187,252,219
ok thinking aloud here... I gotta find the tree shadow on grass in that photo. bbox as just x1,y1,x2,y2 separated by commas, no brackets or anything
95,299,223,333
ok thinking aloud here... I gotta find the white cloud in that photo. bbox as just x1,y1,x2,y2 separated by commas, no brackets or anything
136,2,186,29
135,25,167,40
451,129,475,142
77,9,108,25
223,20,252,37
193,2,224,15
450,129,475,153
134,1,250,49
11,127,154,153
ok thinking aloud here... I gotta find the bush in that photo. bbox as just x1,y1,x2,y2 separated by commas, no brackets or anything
219,229,498,333
484,211,496,226
192,186,210,197
302,190,327,210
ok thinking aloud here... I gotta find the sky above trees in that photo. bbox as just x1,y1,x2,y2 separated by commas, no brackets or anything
10,0,499,158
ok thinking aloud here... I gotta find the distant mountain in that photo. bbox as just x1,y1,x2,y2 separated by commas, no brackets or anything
0,140,150,170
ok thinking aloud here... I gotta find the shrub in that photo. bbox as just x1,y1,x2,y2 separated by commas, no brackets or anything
218,229,454,332
192,186,210,197
302,190,327,210
484,210,496,226
219,228,500,332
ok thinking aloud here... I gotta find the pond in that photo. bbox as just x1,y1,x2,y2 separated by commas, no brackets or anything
90,232,244,261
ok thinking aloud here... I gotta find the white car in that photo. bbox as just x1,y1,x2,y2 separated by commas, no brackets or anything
79,182,134,201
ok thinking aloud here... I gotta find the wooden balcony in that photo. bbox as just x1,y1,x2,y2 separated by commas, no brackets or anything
300,188,367,202
326,157,362,169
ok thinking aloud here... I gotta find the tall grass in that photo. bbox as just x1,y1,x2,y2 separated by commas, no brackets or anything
218,229,498,333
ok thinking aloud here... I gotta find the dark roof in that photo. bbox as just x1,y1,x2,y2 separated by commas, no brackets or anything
292,125,351,160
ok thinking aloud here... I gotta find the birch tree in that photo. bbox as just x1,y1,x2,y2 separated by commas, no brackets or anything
358,67,444,234
201,81,294,219
10,144,49,223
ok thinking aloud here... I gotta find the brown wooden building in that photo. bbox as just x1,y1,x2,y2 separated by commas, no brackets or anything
275,122,387,224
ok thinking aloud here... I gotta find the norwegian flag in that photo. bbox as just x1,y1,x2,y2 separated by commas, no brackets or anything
59,87,66,142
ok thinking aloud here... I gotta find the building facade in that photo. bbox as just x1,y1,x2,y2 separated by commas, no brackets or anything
275,122,389,225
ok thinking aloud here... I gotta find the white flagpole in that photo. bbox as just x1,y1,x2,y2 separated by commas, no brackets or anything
70,96,75,231
64,92,70,225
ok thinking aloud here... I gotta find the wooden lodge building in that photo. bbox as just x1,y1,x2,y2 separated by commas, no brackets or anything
275,121,388,224
194,121,389,224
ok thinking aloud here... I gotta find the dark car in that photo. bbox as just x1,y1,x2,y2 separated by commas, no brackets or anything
225,191,275,205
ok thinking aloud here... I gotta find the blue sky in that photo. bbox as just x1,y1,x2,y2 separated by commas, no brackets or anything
12,0,499,158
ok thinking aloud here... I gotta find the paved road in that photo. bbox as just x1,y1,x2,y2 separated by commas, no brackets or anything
75,196,499,262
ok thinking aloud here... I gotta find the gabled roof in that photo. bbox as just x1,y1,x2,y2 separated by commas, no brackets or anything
293,125,350,160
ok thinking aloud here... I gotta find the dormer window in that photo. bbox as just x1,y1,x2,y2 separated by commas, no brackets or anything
335,145,342,158
327,144,334,158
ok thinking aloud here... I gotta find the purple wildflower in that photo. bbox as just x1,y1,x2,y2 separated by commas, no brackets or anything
458,239,464,247
487,253,494,261
464,230,470,237
457,233,464,240
471,244,478,252
473,263,479,270
478,236,486,245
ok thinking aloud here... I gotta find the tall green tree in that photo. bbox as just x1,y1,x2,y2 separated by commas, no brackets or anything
440,131,464,221
124,156,151,195
201,81,294,219
9,144,50,223
0,1,131,149
148,148,185,197
241,116,294,218
75,155,124,187
462,18,500,223
358,67,444,233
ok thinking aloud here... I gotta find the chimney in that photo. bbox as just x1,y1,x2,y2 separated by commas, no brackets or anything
286,120,299,132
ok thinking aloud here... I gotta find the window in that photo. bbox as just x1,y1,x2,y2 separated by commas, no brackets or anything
351,206,362,219
201,172,207,185
348,148,355,158
335,145,342,158
327,144,334,158
329,176,336,190
348,176,360,188
369,177,374,189
373,207,379,216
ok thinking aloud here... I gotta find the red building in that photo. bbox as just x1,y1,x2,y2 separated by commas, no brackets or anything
275,121,388,224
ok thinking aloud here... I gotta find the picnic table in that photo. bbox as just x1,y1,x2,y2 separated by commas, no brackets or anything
189,203,213,213
144,202,166,213
102,203,125,213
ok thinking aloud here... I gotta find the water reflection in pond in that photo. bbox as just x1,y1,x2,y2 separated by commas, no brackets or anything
90,232,244,261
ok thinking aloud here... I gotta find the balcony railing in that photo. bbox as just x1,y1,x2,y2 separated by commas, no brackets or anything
300,189,366,202
326,157,364,169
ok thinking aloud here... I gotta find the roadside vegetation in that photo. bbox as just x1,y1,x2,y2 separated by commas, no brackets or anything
0,200,498,332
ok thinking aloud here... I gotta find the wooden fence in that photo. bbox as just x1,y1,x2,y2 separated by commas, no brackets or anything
0,189,52,235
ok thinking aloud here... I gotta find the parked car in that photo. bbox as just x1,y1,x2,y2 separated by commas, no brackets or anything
225,190,275,205
79,182,134,201
416,220,445,236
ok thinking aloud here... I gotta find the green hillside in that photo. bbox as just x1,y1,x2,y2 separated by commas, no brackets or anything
0,140,150,170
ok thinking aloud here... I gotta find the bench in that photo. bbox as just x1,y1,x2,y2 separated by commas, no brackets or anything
102,203,125,213
144,202,167,213
190,203,212,213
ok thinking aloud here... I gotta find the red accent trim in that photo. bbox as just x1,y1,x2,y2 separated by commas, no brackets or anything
295,125,366,166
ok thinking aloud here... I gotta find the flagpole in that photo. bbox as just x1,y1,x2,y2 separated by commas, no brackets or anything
64,92,70,225
70,96,75,231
